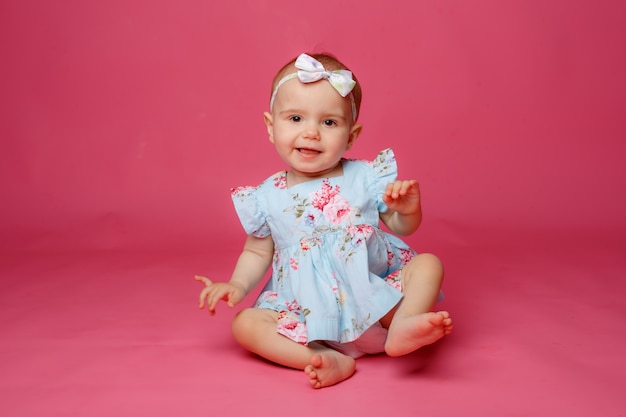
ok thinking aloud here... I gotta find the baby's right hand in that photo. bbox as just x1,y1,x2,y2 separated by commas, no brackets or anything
194,275,246,315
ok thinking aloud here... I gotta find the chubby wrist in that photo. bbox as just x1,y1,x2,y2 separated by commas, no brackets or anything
229,280,248,295
395,205,421,217
392,206,422,223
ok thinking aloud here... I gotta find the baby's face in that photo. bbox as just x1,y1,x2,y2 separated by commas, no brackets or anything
265,77,360,183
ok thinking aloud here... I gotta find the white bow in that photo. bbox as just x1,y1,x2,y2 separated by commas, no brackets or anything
294,54,356,97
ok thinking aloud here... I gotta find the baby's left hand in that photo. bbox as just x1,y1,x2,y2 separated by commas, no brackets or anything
382,180,421,215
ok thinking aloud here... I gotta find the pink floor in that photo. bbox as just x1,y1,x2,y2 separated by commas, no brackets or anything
1,228,624,416
2,1,626,415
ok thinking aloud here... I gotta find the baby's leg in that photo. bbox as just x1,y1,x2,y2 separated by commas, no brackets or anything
382,253,453,356
231,308,355,388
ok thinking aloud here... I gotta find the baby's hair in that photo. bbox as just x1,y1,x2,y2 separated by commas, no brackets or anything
270,52,363,121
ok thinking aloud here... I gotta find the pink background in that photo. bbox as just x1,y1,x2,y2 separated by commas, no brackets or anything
1,1,625,416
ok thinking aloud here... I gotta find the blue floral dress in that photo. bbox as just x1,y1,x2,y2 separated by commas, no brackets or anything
231,148,416,345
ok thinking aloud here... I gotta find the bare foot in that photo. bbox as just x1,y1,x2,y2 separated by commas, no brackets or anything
304,349,356,389
384,311,453,357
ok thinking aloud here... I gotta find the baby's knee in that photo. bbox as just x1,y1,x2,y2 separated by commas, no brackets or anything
231,308,276,344
231,308,255,336
416,253,443,271
406,253,444,282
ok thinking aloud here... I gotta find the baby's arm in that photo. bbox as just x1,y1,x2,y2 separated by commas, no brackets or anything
379,180,423,236
196,234,274,315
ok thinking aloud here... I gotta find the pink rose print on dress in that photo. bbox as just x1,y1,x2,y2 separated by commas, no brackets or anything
230,185,255,198
277,311,308,344
398,248,415,265
322,195,352,224
273,172,287,189
346,224,374,238
289,257,298,270
277,300,308,344
385,247,415,279
309,180,352,224
255,291,279,305
310,179,340,211
304,213,317,227
385,270,403,291
345,224,374,247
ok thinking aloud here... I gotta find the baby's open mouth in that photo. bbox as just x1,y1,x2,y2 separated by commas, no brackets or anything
297,148,320,155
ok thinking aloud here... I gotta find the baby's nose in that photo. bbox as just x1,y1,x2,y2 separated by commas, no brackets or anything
302,123,320,140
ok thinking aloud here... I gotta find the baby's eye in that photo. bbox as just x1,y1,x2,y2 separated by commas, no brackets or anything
289,115,302,123
323,119,337,126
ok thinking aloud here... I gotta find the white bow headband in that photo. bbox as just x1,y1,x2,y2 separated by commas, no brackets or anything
269,53,358,120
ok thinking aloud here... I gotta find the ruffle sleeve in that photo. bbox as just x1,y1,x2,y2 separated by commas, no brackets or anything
230,185,272,238
370,148,398,213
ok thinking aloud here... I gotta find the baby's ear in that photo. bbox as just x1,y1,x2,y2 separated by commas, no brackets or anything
346,123,362,149
263,112,275,143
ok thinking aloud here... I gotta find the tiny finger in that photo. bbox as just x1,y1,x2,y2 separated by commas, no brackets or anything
391,181,403,198
384,183,394,197
198,285,213,308
399,180,414,195
194,275,212,286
